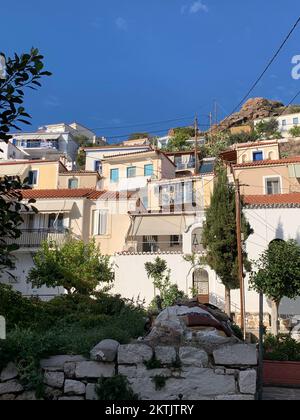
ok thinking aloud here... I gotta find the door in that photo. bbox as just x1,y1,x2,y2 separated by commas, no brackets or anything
193,269,209,304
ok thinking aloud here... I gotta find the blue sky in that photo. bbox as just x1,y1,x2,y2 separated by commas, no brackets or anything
1,0,300,141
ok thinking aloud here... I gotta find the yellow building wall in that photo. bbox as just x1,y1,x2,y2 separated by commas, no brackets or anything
234,165,300,196
237,144,280,164
0,162,59,189
58,174,99,189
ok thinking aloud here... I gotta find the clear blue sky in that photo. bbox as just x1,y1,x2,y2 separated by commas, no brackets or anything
1,0,300,141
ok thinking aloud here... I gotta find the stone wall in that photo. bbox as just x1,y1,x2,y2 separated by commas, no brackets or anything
0,340,258,401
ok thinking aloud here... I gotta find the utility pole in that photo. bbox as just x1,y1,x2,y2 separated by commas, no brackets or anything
235,178,246,339
194,114,199,175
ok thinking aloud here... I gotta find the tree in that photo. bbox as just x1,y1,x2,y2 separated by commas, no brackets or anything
250,239,300,335
165,132,191,152
255,118,281,139
27,239,114,295
201,165,253,315
145,257,186,309
0,48,51,142
289,126,300,138
128,133,149,140
0,48,50,274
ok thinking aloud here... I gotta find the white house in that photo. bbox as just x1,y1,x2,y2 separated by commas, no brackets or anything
254,112,300,138
9,122,97,169
0,140,29,161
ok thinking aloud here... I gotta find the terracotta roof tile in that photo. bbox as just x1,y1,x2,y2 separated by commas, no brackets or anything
235,141,279,149
233,157,300,168
244,193,300,207
21,189,105,200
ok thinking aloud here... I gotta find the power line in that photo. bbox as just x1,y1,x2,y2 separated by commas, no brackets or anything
219,16,300,130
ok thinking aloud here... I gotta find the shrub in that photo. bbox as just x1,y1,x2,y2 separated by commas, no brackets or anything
144,356,162,370
152,375,167,390
96,375,139,400
263,334,300,361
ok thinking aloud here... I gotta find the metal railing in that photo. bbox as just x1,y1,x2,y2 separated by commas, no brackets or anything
175,161,195,170
5,229,67,248
136,241,183,253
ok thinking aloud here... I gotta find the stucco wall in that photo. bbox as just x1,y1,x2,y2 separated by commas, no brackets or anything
234,165,300,196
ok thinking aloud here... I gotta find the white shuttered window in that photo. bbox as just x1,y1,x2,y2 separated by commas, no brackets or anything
93,210,108,235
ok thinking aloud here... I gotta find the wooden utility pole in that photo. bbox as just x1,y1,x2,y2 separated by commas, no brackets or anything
235,178,246,338
194,115,199,175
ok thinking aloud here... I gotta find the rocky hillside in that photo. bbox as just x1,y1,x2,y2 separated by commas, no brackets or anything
219,97,300,130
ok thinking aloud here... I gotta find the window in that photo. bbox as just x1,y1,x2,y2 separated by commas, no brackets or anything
282,120,287,127
93,210,108,235
144,164,154,177
293,117,299,125
48,214,64,230
170,235,181,247
253,151,263,162
127,166,136,178
94,160,102,173
28,170,38,186
265,177,281,195
68,178,78,189
110,168,119,183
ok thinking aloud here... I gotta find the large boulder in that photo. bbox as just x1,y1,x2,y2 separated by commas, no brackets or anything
179,347,209,367
213,344,257,366
90,339,119,362
44,371,65,389
0,380,23,395
64,380,86,396
118,344,153,364
75,361,115,379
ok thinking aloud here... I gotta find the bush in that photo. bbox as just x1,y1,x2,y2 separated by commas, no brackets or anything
96,375,139,400
0,287,146,392
264,334,300,361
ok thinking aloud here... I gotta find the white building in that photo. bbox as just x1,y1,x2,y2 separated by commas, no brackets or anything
83,144,151,174
10,122,98,169
0,140,29,161
254,112,300,138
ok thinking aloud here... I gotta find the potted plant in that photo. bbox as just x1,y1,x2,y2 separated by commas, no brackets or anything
263,334,300,387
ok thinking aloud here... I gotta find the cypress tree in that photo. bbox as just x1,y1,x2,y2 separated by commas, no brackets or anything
202,165,252,315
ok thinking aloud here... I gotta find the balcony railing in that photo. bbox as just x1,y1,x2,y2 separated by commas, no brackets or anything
137,241,183,253
5,229,67,249
175,161,195,171
16,141,59,149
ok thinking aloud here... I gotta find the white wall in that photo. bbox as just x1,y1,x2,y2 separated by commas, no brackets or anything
244,207,300,315
0,252,63,299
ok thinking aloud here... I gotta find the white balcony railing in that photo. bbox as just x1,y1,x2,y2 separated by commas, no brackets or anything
5,229,68,249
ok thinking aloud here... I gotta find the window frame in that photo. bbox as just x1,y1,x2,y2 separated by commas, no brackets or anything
252,150,264,162
110,168,119,183
127,166,137,178
68,178,79,189
264,175,282,195
28,169,39,186
92,209,109,236
144,163,154,177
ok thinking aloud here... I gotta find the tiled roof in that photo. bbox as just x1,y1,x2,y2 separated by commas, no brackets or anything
82,144,150,150
244,193,300,208
0,159,59,166
21,189,105,200
104,150,155,159
235,141,279,149
233,157,300,168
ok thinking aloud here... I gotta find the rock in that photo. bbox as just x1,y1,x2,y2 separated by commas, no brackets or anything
90,339,119,362
239,370,257,394
75,361,115,379
15,391,37,400
215,368,225,375
0,363,18,382
118,344,153,364
213,344,257,366
155,346,176,364
40,355,86,371
58,396,84,401
44,386,63,400
44,371,65,389
64,362,76,379
215,394,255,400
128,369,236,400
118,365,145,378
0,394,16,400
0,380,23,395
64,380,86,396
179,347,209,367
86,383,97,401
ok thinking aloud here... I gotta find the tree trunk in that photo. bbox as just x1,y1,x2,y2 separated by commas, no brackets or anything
224,287,231,317
271,300,280,336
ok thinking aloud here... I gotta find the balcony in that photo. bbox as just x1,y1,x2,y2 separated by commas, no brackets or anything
175,161,195,171
5,229,68,249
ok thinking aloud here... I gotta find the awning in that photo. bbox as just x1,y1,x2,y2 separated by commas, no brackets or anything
288,164,300,178
131,215,185,236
